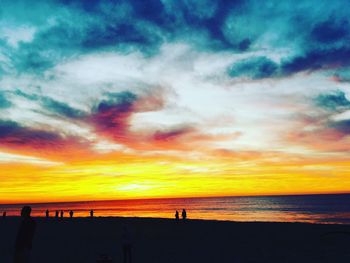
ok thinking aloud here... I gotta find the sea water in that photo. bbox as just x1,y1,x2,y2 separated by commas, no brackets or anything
1,194,349,224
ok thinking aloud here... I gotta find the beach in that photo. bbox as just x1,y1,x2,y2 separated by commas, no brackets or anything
1,216,350,263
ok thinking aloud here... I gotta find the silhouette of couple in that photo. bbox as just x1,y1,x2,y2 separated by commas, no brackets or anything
175,209,187,221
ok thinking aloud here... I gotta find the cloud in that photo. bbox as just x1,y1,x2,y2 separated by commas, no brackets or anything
284,90,350,152
0,151,62,166
281,47,350,75
89,91,138,142
329,119,350,134
0,92,12,108
11,89,86,119
227,56,278,79
41,97,86,119
0,119,58,145
1,0,349,78
0,119,85,152
153,126,195,141
310,17,349,44
314,91,350,111
1,0,350,159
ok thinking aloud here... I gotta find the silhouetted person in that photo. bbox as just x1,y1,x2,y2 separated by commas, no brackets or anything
90,209,94,218
13,206,36,263
60,210,64,218
122,225,132,263
55,210,59,218
3,211,6,219
175,210,179,221
69,210,73,218
181,209,187,221
45,209,49,218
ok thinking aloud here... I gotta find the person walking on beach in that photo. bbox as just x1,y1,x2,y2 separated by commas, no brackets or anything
121,225,132,263
13,206,36,263
45,209,49,218
60,210,64,218
69,210,74,218
55,210,59,218
175,210,179,221
181,209,187,221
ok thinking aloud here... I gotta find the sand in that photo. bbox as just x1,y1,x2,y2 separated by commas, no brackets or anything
1,216,350,263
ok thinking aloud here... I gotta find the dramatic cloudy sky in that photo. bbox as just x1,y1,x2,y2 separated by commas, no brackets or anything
1,0,350,203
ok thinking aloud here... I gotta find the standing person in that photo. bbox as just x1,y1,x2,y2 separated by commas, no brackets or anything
175,210,179,221
45,209,49,218
60,210,64,218
181,209,187,221
3,211,6,219
55,210,59,218
121,225,132,263
69,210,74,218
13,206,36,263
90,209,94,218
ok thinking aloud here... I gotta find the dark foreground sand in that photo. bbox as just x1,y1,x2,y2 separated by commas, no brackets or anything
1,217,350,263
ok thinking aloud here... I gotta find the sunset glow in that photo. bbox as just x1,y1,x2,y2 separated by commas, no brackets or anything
1,0,350,203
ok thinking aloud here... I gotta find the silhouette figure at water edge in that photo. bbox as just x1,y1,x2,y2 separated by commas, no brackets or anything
175,210,179,221
182,209,187,221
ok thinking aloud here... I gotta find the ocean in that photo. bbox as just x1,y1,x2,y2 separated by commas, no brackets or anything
1,194,349,224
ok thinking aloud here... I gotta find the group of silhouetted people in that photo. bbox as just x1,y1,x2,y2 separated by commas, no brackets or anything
9,206,190,263
175,209,187,221
43,209,94,218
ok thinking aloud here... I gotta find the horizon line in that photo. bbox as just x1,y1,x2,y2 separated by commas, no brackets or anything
1,191,350,206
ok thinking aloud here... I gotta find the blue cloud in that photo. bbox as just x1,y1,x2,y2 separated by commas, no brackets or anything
1,0,350,78
330,119,350,134
11,90,85,119
228,57,278,79
282,47,350,75
311,17,349,43
0,92,12,109
0,119,61,147
41,97,85,119
315,91,350,111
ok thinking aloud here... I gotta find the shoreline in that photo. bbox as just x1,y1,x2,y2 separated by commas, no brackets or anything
3,215,350,226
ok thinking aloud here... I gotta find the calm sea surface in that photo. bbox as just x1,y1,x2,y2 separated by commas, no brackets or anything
1,194,349,224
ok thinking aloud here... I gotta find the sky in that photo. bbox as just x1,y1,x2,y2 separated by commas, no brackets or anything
1,0,350,203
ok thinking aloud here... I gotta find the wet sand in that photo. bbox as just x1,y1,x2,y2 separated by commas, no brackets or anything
1,216,350,263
